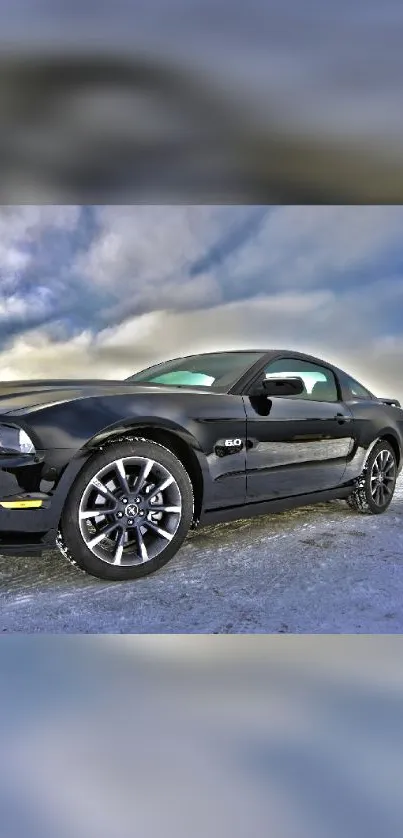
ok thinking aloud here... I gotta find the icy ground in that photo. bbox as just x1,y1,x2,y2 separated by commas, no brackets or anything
1,477,403,633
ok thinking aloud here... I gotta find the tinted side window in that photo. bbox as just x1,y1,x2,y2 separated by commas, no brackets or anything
263,358,339,402
341,373,374,401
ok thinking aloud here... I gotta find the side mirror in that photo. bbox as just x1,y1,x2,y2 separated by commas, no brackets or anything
255,376,305,397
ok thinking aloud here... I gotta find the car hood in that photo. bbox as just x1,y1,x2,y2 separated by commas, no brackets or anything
0,379,207,415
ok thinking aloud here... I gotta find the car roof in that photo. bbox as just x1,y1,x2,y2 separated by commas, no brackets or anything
261,349,339,369
173,348,338,369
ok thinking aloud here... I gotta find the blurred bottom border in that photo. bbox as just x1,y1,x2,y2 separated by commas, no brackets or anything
1,634,403,838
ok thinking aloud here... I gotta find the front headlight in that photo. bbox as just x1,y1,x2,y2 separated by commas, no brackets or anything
0,424,36,455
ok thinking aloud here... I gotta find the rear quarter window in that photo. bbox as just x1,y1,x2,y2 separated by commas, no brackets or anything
340,372,375,401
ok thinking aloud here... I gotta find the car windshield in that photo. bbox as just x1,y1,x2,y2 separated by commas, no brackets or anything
126,352,264,391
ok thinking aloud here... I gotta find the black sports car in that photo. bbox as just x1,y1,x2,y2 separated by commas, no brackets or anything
0,349,402,581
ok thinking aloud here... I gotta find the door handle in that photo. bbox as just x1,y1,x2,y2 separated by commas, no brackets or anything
335,412,351,423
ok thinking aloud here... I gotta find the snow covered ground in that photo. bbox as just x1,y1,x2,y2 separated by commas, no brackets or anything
1,477,403,633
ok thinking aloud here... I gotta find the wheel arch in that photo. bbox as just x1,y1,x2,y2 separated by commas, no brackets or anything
83,422,206,525
377,431,402,468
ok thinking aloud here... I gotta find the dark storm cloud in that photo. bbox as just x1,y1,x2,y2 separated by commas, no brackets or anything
189,208,269,279
0,206,113,347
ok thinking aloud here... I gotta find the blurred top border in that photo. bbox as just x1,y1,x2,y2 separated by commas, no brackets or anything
0,48,403,203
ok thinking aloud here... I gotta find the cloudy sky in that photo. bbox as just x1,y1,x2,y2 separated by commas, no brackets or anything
1,205,403,401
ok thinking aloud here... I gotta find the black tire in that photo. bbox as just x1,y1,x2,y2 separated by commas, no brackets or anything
346,440,397,515
58,439,194,581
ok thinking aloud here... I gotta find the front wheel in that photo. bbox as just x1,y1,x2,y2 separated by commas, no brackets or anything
58,439,194,580
346,440,397,515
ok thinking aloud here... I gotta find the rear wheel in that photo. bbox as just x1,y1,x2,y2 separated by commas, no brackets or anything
346,440,397,515
58,439,194,580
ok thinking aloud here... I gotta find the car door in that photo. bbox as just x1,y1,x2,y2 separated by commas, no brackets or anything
242,356,356,501
142,389,248,510
190,391,248,508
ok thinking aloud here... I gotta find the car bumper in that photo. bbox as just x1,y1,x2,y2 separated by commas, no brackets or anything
0,448,87,555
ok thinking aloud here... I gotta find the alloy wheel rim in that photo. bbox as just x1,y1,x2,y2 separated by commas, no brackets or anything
369,449,396,506
78,456,182,566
